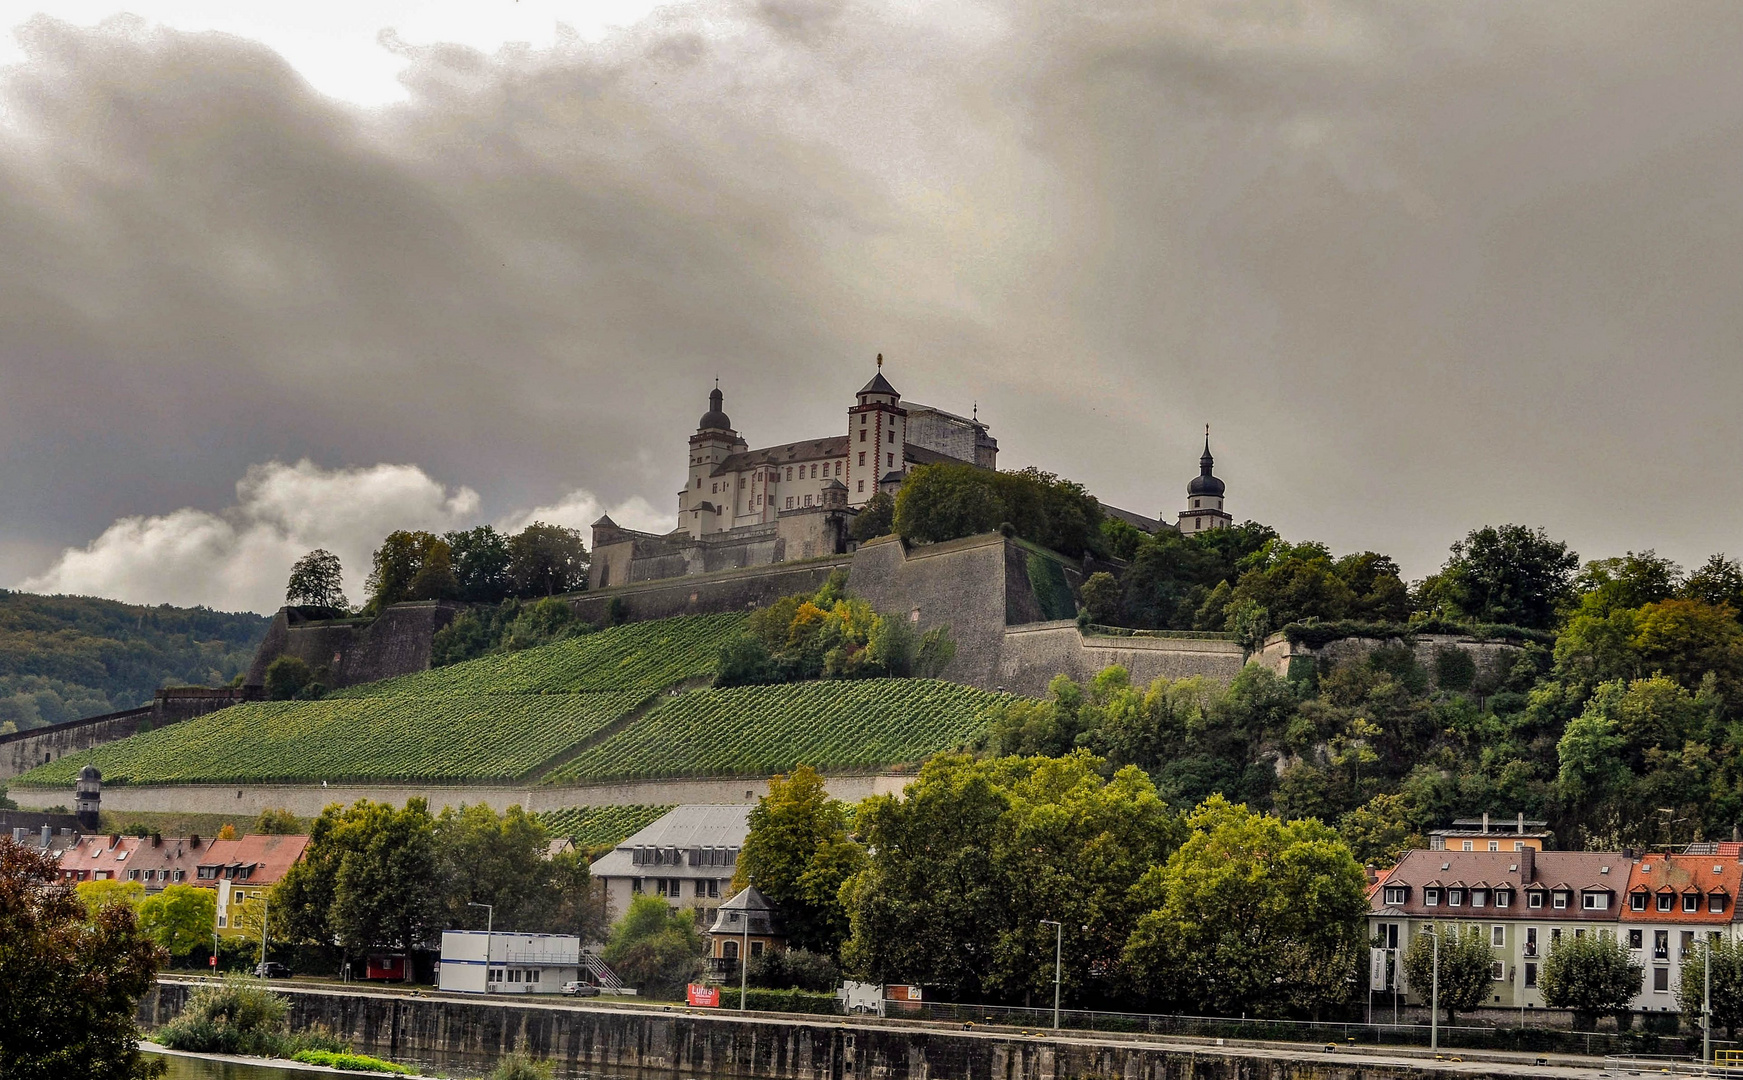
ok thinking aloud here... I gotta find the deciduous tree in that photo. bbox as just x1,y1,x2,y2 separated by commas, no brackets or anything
599,894,703,998
507,523,588,597
1401,923,1496,1023
1541,931,1642,1029
285,549,347,611
733,767,863,956
1423,524,1579,630
138,884,218,958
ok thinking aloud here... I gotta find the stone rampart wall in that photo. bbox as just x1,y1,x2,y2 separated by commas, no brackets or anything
568,557,852,626
0,687,256,782
40,773,915,816
849,534,1013,687
245,603,461,690
139,981,1553,1080
999,623,1249,697
1256,632,1523,690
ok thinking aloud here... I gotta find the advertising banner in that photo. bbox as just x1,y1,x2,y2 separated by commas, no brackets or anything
687,984,721,1007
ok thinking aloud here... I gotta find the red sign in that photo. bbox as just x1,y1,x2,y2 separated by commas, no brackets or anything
209,956,217,968
686,984,720,1007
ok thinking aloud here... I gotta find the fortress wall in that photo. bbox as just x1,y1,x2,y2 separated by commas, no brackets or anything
998,622,1250,697
567,557,852,626
0,687,259,782
1255,631,1524,689
848,534,1013,688
246,603,461,691
39,773,917,817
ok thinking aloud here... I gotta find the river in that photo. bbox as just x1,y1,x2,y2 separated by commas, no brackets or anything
145,1045,641,1079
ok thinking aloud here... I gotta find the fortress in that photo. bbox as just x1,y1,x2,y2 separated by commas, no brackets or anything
589,359,1231,590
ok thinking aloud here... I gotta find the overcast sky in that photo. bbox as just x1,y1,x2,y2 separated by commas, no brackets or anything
4,1,1743,613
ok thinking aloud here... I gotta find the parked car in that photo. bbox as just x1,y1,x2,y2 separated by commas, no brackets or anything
561,981,600,997
253,962,292,979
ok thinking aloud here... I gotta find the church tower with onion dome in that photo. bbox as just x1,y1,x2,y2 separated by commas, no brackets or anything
1178,426,1231,534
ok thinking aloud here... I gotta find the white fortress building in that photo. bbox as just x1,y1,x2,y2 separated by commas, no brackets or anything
588,359,1227,589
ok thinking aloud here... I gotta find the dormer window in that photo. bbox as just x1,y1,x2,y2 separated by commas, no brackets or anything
1658,892,1674,912
1631,891,1649,912
1529,891,1545,909
1553,891,1569,909
1583,892,1609,911
1684,893,1701,913
1425,888,1441,907
1712,894,1729,914
1495,889,1513,908
1384,886,1407,906
1471,889,1488,908
1449,888,1465,907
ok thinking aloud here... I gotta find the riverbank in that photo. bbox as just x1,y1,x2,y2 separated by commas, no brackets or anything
140,978,1617,1080
143,1043,434,1078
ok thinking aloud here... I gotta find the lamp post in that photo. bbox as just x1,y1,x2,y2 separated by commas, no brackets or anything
1039,920,1063,1030
738,905,751,1013
1705,940,1714,1067
1430,925,1441,1053
259,894,269,972
469,902,494,993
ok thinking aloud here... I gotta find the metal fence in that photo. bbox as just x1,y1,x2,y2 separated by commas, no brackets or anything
889,1000,1713,1058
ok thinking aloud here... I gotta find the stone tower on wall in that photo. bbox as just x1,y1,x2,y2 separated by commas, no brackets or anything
1178,427,1231,534
847,355,907,507
679,384,749,539
75,764,101,832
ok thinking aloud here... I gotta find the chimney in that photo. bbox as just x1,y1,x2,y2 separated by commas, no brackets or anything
190,834,201,848
1483,812,1490,834
1520,846,1535,884
1366,863,1378,884
41,824,51,848
1518,812,1525,835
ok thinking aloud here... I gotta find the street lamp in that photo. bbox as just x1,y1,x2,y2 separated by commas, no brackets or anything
1426,924,1441,1053
1039,920,1063,1030
740,906,751,1013
469,902,494,993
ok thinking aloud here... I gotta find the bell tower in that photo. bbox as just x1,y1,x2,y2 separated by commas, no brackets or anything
1177,425,1231,534
680,382,747,537
846,354,907,507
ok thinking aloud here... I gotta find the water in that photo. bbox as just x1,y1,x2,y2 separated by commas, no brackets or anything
145,1046,658,1080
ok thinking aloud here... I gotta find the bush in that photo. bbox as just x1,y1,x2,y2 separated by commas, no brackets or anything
292,1050,410,1074
717,987,841,1014
155,977,290,1056
849,491,895,542
490,1051,555,1080
893,463,1104,557
264,657,314,701
746,947,841,992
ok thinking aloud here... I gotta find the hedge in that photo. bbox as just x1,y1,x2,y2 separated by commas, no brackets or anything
716,987,841,1014
1279,618,1554,650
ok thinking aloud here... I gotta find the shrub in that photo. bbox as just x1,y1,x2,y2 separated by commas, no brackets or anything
718,987,841,1014
264,657,313,701
292,1050,410,1073
747,947,841,992
154,976,290,1056
490,1051,555,1079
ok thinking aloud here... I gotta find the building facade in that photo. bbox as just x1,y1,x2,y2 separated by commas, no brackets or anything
1177,429,1231,534
589,805,750,926
59,833,211,889
1619,851,1742,1011
706,886,785,977
204,834,311,937
1369,848,1629,1010
437,931,582,994
1428,814,1553,852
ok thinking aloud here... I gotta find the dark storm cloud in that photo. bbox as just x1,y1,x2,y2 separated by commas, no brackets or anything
6,1,1743,608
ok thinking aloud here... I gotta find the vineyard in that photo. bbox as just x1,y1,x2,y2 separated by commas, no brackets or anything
332,613,746,698
543,679,1009,784
19,692,640,786
539,805,673,850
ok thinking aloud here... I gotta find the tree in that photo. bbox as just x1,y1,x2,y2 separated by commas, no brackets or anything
1337,793,1423,868
1573,551,1682,618
1425,524,1579,629
364,531,458,612
842,752,1182,1004
848,492,895,542
599,894,703,999
285,549,348,611
1080,572,1120,624
445,526,513,604
1678,937,1743,1039
253,808,303,835
272,799,438,965
893,464,1003,546
507,522,588,597
0,836,167,1079
1400,923,1496,1022
434,803,583,935
733,767,864,956
1121,796,1368,1018
1541,931,1642,1029
137,884,218,958
263,656,314,701
1684,555,1743,615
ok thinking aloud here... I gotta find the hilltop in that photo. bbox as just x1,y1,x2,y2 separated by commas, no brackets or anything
14,612,1008,789
0,590,268,733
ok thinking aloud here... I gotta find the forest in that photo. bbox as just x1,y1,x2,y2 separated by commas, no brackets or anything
0,590,267,734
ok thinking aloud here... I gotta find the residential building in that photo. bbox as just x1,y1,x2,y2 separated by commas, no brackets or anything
1428,813,1553,852
203,834,310,937
1370,847,1630,1010
1620,852,1742,1011
706,886,784,977
58,833,211,889
589,805,749,924
437,931,581,994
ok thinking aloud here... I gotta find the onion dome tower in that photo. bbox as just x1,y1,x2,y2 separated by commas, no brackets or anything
1177,425,1231,534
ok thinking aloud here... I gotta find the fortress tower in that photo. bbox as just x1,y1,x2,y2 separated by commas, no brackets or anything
1178,427,1231,533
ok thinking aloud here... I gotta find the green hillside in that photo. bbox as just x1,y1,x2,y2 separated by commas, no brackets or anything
544,679,1010,784
539,804,674,849
15,608,1011,789
0,590,268,733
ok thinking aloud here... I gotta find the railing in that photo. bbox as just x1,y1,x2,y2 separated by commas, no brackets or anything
579,950,625,991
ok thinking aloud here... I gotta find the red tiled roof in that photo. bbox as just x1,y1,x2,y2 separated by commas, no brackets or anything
1622,854,1743,924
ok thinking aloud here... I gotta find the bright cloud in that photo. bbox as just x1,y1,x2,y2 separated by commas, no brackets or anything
21,460,480,613
495,489,668,539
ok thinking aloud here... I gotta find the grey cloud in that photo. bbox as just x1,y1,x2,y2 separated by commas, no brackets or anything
5,2,1743,601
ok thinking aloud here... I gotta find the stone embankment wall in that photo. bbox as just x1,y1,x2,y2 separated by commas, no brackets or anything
0,687,256,782
1255,632,1524,689
139,981,1552,1080
68,773,915,817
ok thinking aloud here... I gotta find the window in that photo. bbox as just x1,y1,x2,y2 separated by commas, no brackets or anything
1491,961,1506,981
804,495,813,506
705,879,720,899
750,941,765,957
1515,841,1526,851
1575,928,1586,939
860,414,867,425
1584,892,1609,910
1685,894,1701,913
887,430,894,443
711,482,718,494
1654,930,1669,960
858,452,865,466
1654,967,1670,993
1425,889,1440,907
173,870,184,882
1525,927,1538,957
1629,929,1643,949
1383,886,1406,906
722,940,739,960
1449,889,1465,906
1631,891,1648,911
218,915,227,927
1193,500,1200,508
1462,841,1474,851
784,497,793,509
1550,928,1561,945
1683,931,1696,956
531,970,540,983
1524,962,1538,987
1714,895,1729,913
631,878,644,894
1472,889,1488,907
128,870,139,881
510,969,521,983
1553,892,1569,910
835,462,842,476
1496,889,1512,908
1528,891,1544,909
786,468,793,481
1658,892,1674,912
857,480,864,492
886,453,894,468
1381,923,1399,949
1492,926,1505,947
859,429,866,442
